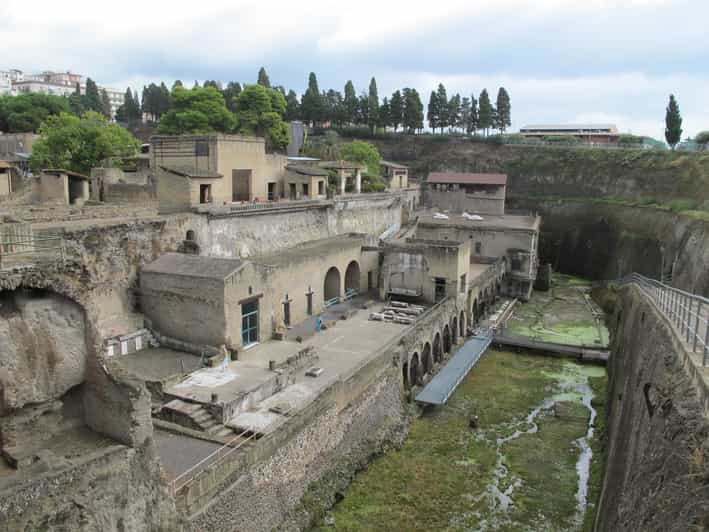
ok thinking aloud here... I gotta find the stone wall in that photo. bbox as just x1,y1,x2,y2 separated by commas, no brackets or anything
0,443,181,532
596,284,709,531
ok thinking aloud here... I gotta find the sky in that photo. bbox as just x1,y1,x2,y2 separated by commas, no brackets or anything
2,0,708,139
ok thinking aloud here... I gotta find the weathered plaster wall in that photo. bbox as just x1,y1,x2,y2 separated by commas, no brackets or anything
596,284,709,531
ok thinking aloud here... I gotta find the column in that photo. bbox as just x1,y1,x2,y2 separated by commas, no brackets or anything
355,169,362,194
339,170,346,196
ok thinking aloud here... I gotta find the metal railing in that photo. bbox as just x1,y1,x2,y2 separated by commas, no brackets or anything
0,235,65,270
620,273,709,364
169,404,295,496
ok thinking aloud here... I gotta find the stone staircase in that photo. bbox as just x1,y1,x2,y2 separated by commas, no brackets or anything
160,398,236,439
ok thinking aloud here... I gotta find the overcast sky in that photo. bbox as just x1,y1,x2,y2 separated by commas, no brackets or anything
3,0,707,139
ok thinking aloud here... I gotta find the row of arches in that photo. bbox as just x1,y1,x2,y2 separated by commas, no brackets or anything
402,310,466,389
323,261,360,302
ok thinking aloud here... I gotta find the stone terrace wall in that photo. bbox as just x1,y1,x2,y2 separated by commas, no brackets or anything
596,284,709,531
0,443,181,532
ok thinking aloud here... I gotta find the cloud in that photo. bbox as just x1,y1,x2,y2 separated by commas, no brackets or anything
1,0,707,138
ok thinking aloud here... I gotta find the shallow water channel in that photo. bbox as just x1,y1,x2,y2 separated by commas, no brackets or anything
315,350,607,532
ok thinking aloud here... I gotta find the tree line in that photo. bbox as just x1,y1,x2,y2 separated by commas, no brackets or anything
427,85,510,136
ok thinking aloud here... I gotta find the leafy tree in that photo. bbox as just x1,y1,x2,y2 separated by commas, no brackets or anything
378,97,391,129
344,81,358,125
367,77,379,134
233,84,289,150
203,80,221,90
324,89,344,127
665,94,683,149
340,140,381,175
83,78,103,113
0,93,70,132
158,85,234,134
695,130,709,150
427,91,439,133
496,87,511,133
172,80,183,90
222,82,243,112
285,89,300,121
301,72,324,126
478,89,493,136
402,88,424,133
436,83,449,131
320,130,341,160
100,89,112,118
30,111,139,174
257,67,271,88
389,90,404,132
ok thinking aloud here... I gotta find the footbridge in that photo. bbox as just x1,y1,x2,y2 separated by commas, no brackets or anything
415,330,492,405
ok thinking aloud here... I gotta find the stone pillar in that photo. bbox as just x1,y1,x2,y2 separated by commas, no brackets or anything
339,170,346,195
355,170,362,194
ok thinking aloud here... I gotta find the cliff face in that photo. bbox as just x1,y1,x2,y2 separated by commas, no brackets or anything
596,285,709,531
370,137,709,203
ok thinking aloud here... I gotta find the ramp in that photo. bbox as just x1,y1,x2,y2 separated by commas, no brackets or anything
415,332,492,405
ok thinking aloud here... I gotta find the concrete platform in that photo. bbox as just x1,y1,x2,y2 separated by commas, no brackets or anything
118,347,202,384
153,429,222,480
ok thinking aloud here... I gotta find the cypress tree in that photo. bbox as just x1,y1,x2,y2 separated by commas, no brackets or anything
368,77,379,134
301,72,324,126
257,67,271,88
468,95,479,135
84,78,103,113
478,89,493,136
404,88,424,133
665,94,683,149
496,87,511,133
379,97,391,129
343,81,358,125
436,83,449,131
427,91,439,133
390,90,404,133
101,89,112,118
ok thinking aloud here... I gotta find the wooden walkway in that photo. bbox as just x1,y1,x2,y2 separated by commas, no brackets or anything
492,333,609,363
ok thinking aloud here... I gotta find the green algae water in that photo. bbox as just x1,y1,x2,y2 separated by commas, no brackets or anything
315,350,607,532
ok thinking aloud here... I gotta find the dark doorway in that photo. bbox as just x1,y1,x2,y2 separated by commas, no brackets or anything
232,169,251,201
306,290,313,316
345,261,360,295
283,297,291,327
324,267,341,303
267,182,276,201
241,300,259,346
199,184,211,204
289,183,297,200
434,277,446,301
303,183,309,197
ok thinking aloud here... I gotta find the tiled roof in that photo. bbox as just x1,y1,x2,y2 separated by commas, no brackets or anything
142,253,245,280
380,160,409,169
427,172,507,185
286,164,330,177
43,168,90,179
160,165,222,179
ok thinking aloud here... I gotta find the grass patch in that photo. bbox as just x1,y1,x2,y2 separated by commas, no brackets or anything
317,352,608,532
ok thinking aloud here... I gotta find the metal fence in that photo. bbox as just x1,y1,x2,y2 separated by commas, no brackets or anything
620,273,709,364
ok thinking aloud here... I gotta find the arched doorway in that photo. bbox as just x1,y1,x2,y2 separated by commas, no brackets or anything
421,343,432,376
472,300,478,325
432,333,441,364
344,261,361,295
402,360,410,389
451,317,458,344
460,310,465,337
410,353,420,386
324,267,341,303
443,325,451,354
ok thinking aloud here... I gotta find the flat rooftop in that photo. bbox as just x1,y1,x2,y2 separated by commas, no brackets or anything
251,234,366,267
418,212,540,232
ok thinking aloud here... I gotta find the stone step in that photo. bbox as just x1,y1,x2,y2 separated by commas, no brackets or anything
215,427,235,438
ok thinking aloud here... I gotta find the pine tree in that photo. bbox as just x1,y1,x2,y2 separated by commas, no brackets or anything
665,94,683,149
390,90,404,133
496,87,511,133
427,91,439,133
257,67,271,88
101,89,112,118
460,97,471,135
368,77,379,134
478,89,493,136
301,72,324,127
172,80,183,90
343,81,357,125
436,83,449,132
